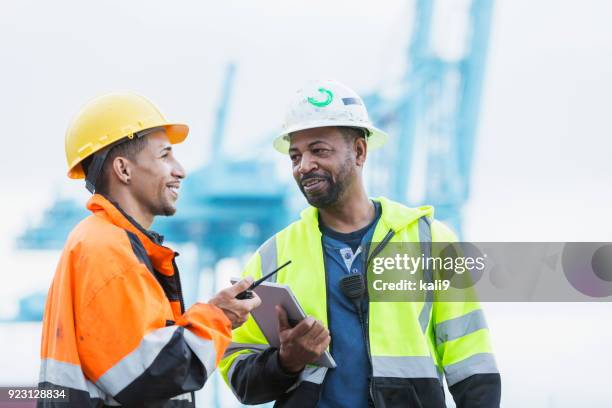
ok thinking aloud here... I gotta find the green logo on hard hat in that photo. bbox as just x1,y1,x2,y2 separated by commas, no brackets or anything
307,87,333,107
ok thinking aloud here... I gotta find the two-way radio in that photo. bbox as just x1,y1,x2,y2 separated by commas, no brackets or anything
235,260,292,300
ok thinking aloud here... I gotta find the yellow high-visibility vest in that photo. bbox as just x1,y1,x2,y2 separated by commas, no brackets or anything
220,197,498,406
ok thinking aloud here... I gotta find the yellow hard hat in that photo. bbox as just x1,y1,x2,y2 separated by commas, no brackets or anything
65,93,189,180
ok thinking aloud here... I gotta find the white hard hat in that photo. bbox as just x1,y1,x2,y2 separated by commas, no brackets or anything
273,80,388,153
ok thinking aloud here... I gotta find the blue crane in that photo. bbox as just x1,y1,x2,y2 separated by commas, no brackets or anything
366,0,494,234
155,62,290,305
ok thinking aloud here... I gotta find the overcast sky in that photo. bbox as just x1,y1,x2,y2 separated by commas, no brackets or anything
1,0,611,405
1,0,611,243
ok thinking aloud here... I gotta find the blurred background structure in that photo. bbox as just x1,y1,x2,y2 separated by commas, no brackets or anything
16,0,494,317
1,0,612,407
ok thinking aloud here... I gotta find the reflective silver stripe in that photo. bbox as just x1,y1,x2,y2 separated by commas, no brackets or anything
435,309,488,346
96,325,178,396
223,342,268,359
372,356,439,379
226,352,256,402
418,216,433,333
88,381,119,404
96,327,217,397
418,216,432,244
224,343,271,400
437,368,444,384
39,358,116,403
444,353,499,386
259,236,278,282
301,366,327,384
419,287,433,333
286,366,328,392
39,358,88,391
183,329,218,376
170,392,192,401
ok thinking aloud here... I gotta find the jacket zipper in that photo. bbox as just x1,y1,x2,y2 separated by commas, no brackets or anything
364,229,395,407
171,253,186,314
171,252,194,406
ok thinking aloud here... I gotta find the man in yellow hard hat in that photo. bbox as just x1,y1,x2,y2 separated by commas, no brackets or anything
38,93,261,407
220,80,501,407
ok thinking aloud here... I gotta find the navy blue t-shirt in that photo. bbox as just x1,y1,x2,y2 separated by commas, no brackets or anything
317,202,381,408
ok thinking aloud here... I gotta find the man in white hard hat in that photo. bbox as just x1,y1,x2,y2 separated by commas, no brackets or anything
220,81,501,407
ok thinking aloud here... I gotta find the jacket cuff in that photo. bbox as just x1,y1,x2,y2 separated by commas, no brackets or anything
272,349,303,379
204,302,232,332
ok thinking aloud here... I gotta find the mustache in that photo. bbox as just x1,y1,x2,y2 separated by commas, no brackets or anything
300,172,332,184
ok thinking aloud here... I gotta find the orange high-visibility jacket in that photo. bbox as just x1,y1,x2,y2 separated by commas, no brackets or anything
38,194,232,407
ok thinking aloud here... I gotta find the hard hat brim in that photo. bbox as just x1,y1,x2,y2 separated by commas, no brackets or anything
165,123,189,145
67,123,189,179
273,122,388,154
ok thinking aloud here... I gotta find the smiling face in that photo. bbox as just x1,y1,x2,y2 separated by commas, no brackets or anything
288,126,362,208
126,130,186,217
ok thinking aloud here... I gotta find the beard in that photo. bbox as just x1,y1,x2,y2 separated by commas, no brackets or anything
159,204,176,217
151,190,177,217
150,201,176,217
298,156,354,208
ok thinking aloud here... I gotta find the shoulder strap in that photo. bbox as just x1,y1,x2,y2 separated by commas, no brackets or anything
418,216,433,333
258,235,278,283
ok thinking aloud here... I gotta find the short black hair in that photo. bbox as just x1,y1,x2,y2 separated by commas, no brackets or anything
82,135,149,195
338,127,367,146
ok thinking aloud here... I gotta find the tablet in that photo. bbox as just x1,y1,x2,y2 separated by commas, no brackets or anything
231,278,336,368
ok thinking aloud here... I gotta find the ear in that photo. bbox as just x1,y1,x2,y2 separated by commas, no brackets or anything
111,156,132,185
354,137,368,167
